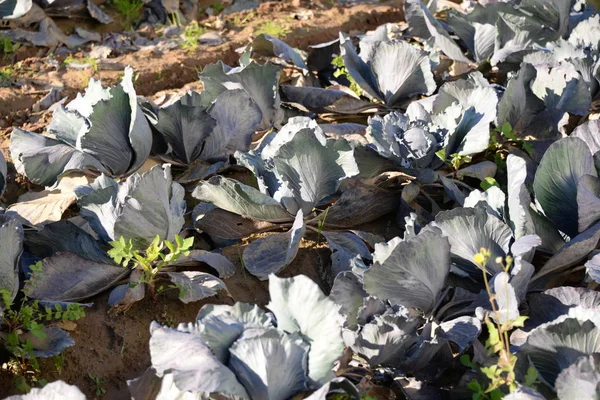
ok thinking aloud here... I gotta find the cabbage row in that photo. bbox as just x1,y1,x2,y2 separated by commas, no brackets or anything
3,0,600,399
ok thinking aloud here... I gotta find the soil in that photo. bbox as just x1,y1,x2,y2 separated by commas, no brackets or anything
0,1,405,397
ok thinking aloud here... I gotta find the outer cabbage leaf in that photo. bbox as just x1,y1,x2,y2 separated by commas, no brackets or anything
404,0,471,63
4,380,86,400
22,326,74,358
163,272,228,304
273,126,359,215
267,274,344,386
0,0,32,19
339,33,435,106
577,175,600,232
507,154,536,239
426,206,512,279
573,119,600,171
447,3,505,62
431,72,498,156
346,310,421,367
322,231,371,276
228,328,309,400
189,302,273,364
530,220,600,289
533,137,596,238
498,62,591,140
363,230,450,313
304,378,360,400
0,151,6,196
11,68,152,186
149,322,249,398
250,34,307,70
10,128,105,187
23,252,128,302
520,317,600,388
24,220,113,264
329,271,369,330
242,210,306,280
192,175,291,222
76,165,186,248
199,61,283,130
555,355,600,400
280,85,376,115
0,215,23,305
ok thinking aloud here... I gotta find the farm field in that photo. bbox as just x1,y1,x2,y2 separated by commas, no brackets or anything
0,0,600,399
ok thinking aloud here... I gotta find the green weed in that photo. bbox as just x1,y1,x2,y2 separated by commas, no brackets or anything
63,55,98,72
255,21,291,38
87,373,107,397
212,2,224,14
181,21,206,51
460,249,540,399
108,235,194,300
331,54,364,97
112,0,143,30
0,36,20,59
1,262,86,391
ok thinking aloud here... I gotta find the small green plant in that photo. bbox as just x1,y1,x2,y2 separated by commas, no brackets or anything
53,353,65,375
460,249,539,399
0,265,86,391
331,54,364,97
331,395,377,400
112,0,143,30
486,122,534,172
496,122,534,155
480,176,500,191
63,55,98,73
255,20,291,38
0,36,20,59
108,235,194,299
212,1,224,14
181,21,206,51
435,149,472,171
87,373,107,397
316,206,330,244
0,66,13,85
169,12,183,26
231,11,255,26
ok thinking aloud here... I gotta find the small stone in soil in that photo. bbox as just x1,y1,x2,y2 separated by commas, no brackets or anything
199,31,223,46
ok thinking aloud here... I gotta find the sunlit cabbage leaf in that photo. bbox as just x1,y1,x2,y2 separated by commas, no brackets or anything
76,164,185,248
10,68,152,186
199,61,284,130
142,274,344,398
339,30,435,106
497,61,591,141
146,88,262,166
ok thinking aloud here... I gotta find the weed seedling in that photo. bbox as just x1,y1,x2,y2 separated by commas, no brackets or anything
255,21,291,38
0,262,86,391
212,2,224,14
316,206,330,244
112,0,143,30
231,12,255,26
0,66,13,86
87,373,107,397
108,235,194,300
181,21,206,51
64,56,98,73
331,54,364,97
460,249,539,399
53,353,65,375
